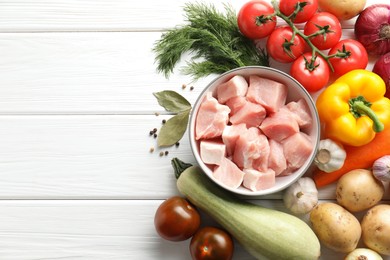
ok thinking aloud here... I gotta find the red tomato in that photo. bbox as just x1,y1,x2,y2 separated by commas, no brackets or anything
290,53,330,92
154,196,200,241
328,39,368,77
304,12,341,50
279,0,318,23
190,227,234,260
237,0,277,39
266,26,306,63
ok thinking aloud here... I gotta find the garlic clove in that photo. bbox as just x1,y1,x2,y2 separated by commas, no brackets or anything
372,155,390,182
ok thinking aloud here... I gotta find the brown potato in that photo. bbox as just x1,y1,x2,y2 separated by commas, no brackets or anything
361,204,390,256
310,202,361,253
318,0,366,20
336,169,384,212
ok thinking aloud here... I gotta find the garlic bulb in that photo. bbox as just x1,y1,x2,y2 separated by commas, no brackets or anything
283,177,318,215
314,139,346,173
372,155,390,182
345,248,383,260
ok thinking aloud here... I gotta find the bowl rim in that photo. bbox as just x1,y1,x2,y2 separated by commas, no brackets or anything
188,65,320,196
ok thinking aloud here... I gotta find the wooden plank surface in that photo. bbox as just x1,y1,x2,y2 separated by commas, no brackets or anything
0,0,378,32
0,0,389,259
0,30,375,115
0,199,357,260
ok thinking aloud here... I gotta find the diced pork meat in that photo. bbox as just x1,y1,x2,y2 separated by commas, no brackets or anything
195,92,231,140
268,139,287,176
246,75,288,113
260,108,299,142
278,166,296,176
200,140,226,165
226,96,247,116
230,100,266,127
217,75,248,104
282,99,312,128
282,132,313,170
233,128,269,169
222,123,247,156
252,137,270,172
243,168,276,191
213,157,245,189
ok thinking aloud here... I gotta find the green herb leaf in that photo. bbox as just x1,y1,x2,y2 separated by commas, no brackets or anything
158,109,191,147
153,91,191,113
152,2,269,80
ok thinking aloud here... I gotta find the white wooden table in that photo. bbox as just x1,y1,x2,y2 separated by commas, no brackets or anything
0,0,388,259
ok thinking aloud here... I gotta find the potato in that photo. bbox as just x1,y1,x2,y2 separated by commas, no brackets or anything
336,169,384,212
318,0,366,20
361,204,390,256
310,202,361,253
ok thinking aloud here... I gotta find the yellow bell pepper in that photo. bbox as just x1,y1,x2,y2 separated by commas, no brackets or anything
316,69,390,146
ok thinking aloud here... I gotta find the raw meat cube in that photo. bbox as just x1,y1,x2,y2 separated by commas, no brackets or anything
282,132,313,170
213,157,245,189
260,109,299,142
246,75,288,113
222,123,247,156
252,137,270,172
282,99,312,128
268,139,287,176
230,101,266,127
243,168,276,191
217,75,248,104
200,140,226,165
233,128,268,169
195,92,230,140
226,96,247,116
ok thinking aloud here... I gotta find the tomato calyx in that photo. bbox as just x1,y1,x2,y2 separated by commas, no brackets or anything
303,55,320,72
282,38,298,59
255,14,276,26
330,44,352,59
306,24,334,41
286,2,309,21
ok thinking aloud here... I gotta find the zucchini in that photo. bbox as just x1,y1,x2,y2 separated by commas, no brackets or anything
173,158,321,260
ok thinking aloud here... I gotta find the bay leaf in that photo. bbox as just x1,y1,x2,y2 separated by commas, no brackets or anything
153,90,191,113
157,109,191,147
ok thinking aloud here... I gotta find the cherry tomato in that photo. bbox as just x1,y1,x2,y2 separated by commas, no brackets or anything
304,12,341,50
290,53,330,92
266,26,306,63
237,0,277,39
328,39,368,78
190,227,234,260
154,196,200,241
279,0,318,23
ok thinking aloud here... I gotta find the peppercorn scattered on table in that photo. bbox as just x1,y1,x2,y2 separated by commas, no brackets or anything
0,0,388,259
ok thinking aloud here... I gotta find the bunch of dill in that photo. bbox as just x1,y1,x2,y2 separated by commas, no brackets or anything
153,2,269,80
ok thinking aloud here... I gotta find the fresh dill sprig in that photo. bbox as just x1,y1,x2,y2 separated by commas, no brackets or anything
153,2,269,80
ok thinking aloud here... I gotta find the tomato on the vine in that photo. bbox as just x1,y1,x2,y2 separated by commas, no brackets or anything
290,53,330,92
328,39,368,77
190,227,234,260
154,196,200,241
304,12,342,50
279,0,318,23
237,0,277,39
266,26,306,63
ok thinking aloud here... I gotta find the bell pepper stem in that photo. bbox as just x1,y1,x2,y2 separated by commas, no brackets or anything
351,100,384,133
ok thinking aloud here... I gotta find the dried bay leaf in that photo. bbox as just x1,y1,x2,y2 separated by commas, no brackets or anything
153,90,191,113
157,109,191,147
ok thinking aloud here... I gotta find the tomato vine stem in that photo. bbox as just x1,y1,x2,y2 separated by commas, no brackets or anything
267,0,352,72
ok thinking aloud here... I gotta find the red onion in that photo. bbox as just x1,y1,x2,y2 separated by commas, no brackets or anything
355,4,390,56
372,52,390,98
